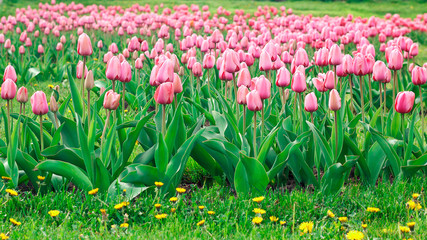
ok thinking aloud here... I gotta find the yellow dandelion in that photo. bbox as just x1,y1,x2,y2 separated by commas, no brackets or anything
93,58,98,61
100,209,106,214
9,218,21,226
122,201,130,206
400,226,410,233
366,207,380,213
114,203,124,210
252,196,265,203
48,210,60,217
169,197,178,202
270,216,278,222
34,84,38,87
5,189,18,197
155,213,167,220
346,230,364,240
198,206,205,210
338,217,348,223
252,216,263,225
120,223,129,228
406,200,422,210
0,233,9,240
48,84,54,89
123,189,127,193
37,176,45,181
171,208,176,213
299,222,314,234
407,222,415,231
362,223,367,229
155,182,164,187
155,203,162,209
412,193,420,199
382,228,389,234
327,210,335,218
124,109,128,113
207,211,215,215
88,188,99,195
197,220,205,226
253,208,266,214
280,221,286,226
176,187,186,193
1,176,11,181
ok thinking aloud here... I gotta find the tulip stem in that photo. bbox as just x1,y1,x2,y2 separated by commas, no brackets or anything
40,115,43,151
101,110,111,148
233,76,239,123
137,69,140,87
190,75,194,96
207,69,211,97
380,83,383,132
261,100,264,140
420,86,425,144
112,80,116,92
281,87,286,115
81,56,87,97
293,93,297,130
243,107,246,134
334,65,338,89
368,74,373,108
122,82,126,121
162,104,166,136
401,113,405,158
87,90,91,125
6,100,10,142
334,111,338,161
393,70,397,109
384,83,387,112
349,75,354,113
359,75,365,122
253,113,257,158
310,112,314,125
197,76,200,93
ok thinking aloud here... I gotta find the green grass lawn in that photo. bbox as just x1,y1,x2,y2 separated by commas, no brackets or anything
1,177,426,239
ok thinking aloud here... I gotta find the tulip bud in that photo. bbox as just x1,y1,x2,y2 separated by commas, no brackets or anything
76,60,88,79
411,66,427,86
255,75,271,100
328,89,341,111
106,56,121,80
237,68,251,88
154,82,174,104
1,79,17,100
237,86,249,105
30,91,49,115
178,66,184,76
77,33,93,56
324,71,335,90
17,87,28,103
246,90,263,112
119,61,132,83
291,70,307,93
395,91,415,114
99,87,106,96
284,89,290,101
304,92,318,112
3,65,17,82
172,73,183,94
192,62,202,77
103,90,121,110
85,70,94,90
50,95,58,113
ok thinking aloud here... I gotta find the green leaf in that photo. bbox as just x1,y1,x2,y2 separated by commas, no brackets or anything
68,66,84,117
155,133,169,178
307,121,333,167
321,158,356,195
7,116,20,187
234,152,269,196
120,164,159,186
257,121,281,166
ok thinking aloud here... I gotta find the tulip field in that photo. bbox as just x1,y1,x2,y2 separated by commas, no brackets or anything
1,0,427,239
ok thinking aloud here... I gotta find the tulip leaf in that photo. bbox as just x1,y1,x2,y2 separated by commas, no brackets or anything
67,66,84,118
234,152,269,196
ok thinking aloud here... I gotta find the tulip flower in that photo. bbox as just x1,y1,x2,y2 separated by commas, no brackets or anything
411,66,427,141
329,89,341,159
237,85,249,132
85,70,94,123
3,65,17,83
304,92,318,123
259,50,273,72
388,49,404,106
1,78,17,136
77,33,93,56
106,56,121,91
192,62,203,91
101,90,121,147
237,68,251,88
324,71,335,90
395,91,415,154
353,54,368,121
31,91,49,150
119,60,132,117
155,82,174,135
246,90,263,157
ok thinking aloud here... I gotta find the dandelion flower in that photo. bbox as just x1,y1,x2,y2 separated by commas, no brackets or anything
362,224,367,229
171,208,176,213
100,209,106,214
270,216,278,222
155,203,162,209
407,222,415,231
253,208,266,214
169,197,178,202
0,233,9,240
88,188,99,195
366,207,380,213
280,221,286,226
114,203,124,210
48,210,60,217
197,220,205,226
5,189,18,197
155,213,168,220
48,84,54,89
176,188,186,193
399,226,410,233
412,193,420,199
37,176,45,181
299,222,314,234
338,217,348,223
122,201,130,206
1,176,11,181
327,210,335,218
346,230,364,240
252,196,265,203
198,206,205,210
406,200,422,210
252,217,263,225
207,211,215,215
120,223,129,228
155,182,164,187
9,218,21,226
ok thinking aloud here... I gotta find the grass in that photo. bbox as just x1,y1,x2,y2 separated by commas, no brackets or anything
1,177,426,239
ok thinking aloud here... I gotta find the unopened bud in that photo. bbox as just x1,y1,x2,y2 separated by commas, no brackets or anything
85,70,94,90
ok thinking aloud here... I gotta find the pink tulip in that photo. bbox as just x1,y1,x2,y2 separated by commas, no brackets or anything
388,49,403,70
128,36,140,52
294,48,309,67
291,70,307,93
353,54,368,76
304,92,318,112
19,46,25,54
259,50,273,71
109,43,119,54
324,71,335,90
154,82,174,104
103,90,121,110
313,77,327,92
157,59,174,83
237,68,251,88
412,66,427,85
135,58,143,69
373,61,388,82
223,50,240,73
246,90,263,111
3,65,17,82
77,33,93,56
276,66,290,87
237,85,249,105
37,44,44,54
97,40,103,49
119,61,132,83
172,73,183,94
106,56,121,80
329,89,341,111
76,60,88,79
1,79,17,100
56,42,63,51
315,48,329,67
203,53,215,69
328,44,342,65
192,62,203,77
409,43,418,57
395,91,415,114
30,91,49,115
17,87,28,103
255,75,271,100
